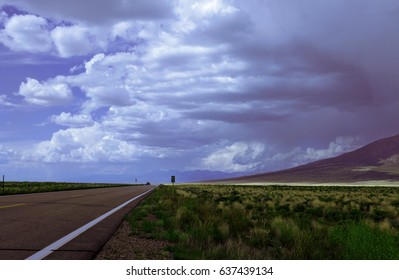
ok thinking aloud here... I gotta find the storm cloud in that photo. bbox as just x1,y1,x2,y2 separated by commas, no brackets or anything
0,0,398,182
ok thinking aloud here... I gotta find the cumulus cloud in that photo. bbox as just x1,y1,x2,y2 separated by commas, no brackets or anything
201,142,266,172
0,14,52,53
1,0,399,180
63,52,140,112
51,112,94,128
0,144,15,163
15,0,399,161
303,137,358,162
0,94,14,106
0,1,173,57
0,10,6,24
18,78,73,106
0,13,98,57
111,21,139,42
272,137,359,167
24,123,166,163
51,25,105,58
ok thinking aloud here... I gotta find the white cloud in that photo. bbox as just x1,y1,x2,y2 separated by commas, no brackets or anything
85,86,135,108
0,94,14,106
111,21,139,42
51,25,105,58
4,0,303,164
64,52,140,112
51,112,94,128
18,78,73,106
191,0,238,17
0,7,162,57
3,0,398,179
0,14,102,57
0,0,175,58
25,123,164,163
103,102,169,130
0,144,15,163
84,53,106,73
177,0,238,21
272,137,359,166
201,142,265,172
0,11,7,24
303,137,357,161
0,14,53,53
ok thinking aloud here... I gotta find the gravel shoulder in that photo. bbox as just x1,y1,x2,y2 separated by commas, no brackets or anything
95,220,173,260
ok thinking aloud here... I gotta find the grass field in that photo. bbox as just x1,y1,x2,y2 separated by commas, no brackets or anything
127,184,399,259
0,181,135,195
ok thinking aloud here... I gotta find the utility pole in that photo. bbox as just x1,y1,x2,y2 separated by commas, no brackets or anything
2,175,4,194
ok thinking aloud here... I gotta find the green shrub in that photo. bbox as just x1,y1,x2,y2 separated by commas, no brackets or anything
126,184,399,260
331,223,399,259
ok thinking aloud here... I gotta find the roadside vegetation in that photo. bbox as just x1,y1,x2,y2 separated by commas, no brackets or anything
0,181,136,195
127,184,399,259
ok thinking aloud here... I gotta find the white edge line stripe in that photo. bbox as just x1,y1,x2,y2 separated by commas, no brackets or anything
26,188,154,260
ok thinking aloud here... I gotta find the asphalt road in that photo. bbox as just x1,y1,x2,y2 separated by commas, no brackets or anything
0,185,154,260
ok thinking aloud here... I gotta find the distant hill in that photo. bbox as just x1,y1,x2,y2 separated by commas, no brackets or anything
217,134,399,184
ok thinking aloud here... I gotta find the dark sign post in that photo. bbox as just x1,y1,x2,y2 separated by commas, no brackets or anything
171,176,175,196
2,175,4,194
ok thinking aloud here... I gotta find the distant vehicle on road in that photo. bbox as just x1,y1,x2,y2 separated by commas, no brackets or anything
145,182,151,185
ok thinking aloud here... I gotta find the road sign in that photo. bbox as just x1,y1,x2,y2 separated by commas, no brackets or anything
171,176,175,183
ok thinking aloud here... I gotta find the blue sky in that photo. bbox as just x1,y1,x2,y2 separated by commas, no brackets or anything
0,0,399,183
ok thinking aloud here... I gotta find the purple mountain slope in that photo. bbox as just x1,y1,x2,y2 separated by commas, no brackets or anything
218,134,399,183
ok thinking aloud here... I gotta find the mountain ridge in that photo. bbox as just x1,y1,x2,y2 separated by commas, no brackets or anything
216,134,399,184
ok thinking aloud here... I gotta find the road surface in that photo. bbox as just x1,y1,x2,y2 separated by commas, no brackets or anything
0,185,154,260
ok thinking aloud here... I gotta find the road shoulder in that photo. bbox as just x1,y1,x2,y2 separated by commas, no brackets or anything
95,220,172,260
